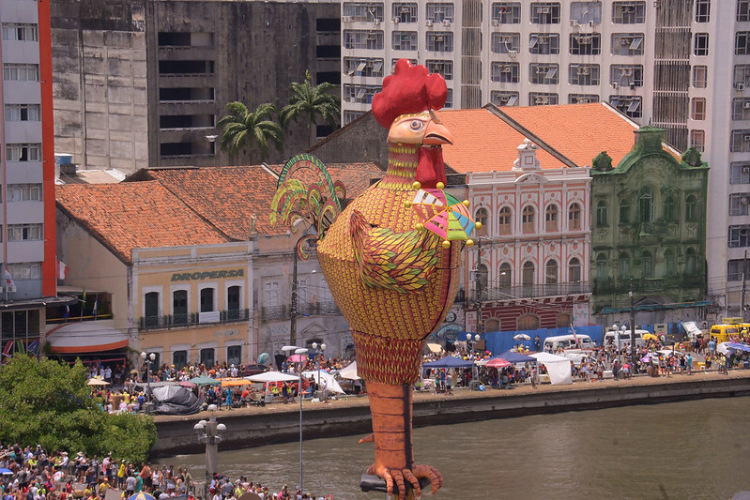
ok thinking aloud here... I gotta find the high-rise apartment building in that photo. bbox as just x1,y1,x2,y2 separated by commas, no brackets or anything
1,0,59,352
340,0,747,319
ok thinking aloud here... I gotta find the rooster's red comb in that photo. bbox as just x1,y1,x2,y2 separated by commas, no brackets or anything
371,59,448,129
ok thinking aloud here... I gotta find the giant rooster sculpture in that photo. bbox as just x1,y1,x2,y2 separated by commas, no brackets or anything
314,60,475,499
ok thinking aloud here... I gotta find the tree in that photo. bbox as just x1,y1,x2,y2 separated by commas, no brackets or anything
279,71,341,146
0,356,157,462
218,102,284,160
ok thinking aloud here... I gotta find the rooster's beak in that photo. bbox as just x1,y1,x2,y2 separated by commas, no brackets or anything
423,120,453,146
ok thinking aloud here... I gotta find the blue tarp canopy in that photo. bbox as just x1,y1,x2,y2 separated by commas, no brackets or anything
422,356,473,369
495,350,536,363
726,342,750,353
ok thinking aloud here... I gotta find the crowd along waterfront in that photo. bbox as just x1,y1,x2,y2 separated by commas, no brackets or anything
156,396,750,499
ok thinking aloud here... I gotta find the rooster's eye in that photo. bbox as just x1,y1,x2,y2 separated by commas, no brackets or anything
409,120,424,131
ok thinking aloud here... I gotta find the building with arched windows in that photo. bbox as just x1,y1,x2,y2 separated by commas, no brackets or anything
590,126,709,325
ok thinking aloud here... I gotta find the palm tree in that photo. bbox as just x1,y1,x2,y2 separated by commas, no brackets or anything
218,102,284,160
279,70,341,146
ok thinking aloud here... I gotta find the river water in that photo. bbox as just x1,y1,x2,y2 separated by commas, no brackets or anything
157,397,750,499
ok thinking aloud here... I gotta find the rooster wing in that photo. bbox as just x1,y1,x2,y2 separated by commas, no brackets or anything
350,209,441,293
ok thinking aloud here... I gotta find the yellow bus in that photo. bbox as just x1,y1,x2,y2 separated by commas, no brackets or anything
709,318,746,343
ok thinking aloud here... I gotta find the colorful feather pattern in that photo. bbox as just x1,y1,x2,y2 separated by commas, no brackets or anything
350,209,440,293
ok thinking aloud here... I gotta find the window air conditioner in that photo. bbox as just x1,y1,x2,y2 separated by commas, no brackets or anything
577,67,589,76
570,20,579,27
342,16,353,23
539,7,551,14
442,19,451,26
426,20,433,27
6,286,16,293
373,18,380,25
392,17,399,24
743,135,750,141
508,50,518,58
491,19,500,26
737,82,747,91
612,82,619,89
501,66,512,73
535,97,549,105
435,36,444,42
621,38,631,45
744,101,750,109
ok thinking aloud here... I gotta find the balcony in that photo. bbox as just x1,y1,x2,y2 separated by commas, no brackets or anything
260,300,341,321
473,282,591,303
139,308,249,331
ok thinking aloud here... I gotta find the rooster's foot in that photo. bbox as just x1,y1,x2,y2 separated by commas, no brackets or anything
366,463,442,499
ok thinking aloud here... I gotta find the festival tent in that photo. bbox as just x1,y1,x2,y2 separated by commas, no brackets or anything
484,357,511,369
302,370,346,394
150,384,201,415
245,371,302,383
530,352,573,385
338,361,361,380
422,356,473,369
495,350,536,363
188,375,220,386
725,342,750,353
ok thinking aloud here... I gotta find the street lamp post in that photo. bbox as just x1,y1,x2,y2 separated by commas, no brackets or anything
295,347,309,493
466,333,481,389
193,404,226,500
311,342,327,398
140,352,156,402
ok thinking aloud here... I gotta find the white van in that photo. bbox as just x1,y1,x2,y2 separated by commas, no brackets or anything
543,334,594,351
603,329,648,349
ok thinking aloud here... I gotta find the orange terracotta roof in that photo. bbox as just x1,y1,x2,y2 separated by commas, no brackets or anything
435,108,566,173
498,103,641,167
56,182,230,264
143,163,383,239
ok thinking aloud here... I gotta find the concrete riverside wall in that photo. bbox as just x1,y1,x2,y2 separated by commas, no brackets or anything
150,375,750,457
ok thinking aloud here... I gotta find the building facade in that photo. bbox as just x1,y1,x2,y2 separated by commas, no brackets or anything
590,127,710,326
50,0,341,172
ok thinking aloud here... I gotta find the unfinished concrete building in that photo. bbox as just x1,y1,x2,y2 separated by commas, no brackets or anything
51,0,341,172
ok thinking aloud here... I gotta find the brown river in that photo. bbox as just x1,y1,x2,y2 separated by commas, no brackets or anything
156,397,750,499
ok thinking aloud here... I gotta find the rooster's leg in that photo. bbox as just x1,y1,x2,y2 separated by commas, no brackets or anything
365,381,442,499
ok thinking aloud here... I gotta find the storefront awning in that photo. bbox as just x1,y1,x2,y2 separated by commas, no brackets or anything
46,320,129,354
600,300,713,315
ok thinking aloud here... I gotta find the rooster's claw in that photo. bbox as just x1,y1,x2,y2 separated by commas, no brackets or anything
366,463,442,499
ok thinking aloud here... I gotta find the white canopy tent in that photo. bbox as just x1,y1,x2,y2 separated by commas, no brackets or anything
338,361,361,380
530,352,573,385
302,370,346,394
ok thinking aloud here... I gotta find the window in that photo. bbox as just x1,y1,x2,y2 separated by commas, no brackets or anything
529,33,559,54
730,130,750,152
730,193,750,216
612,2,645,24
733,99,750,120
686,194,698,222
570,33,601,55
173,350,188,370
664,249,675,277
393,31,418,50
731,162,750,184
426,3,454,22
545,204,558,231
1,23,38,41
610,65,643,87
173,290,188,326
392,3,417,22
596,253,608,278
498,206,512,234
641,251,654,279
343,3,385,21
517,314,539,330
730,225,750,247
343,57,385,77
6,263,40,281
690,130,706,152
569,258,581,283
530,64,559,85
492,3,521,24
695,0,710,22
686,248,697,275
227,345,242,365
522,206,535,233
530,2,561,24
663,195,676,221
691,98,707,120
475,207,489,236
619,199,631,224
426,60,453,80
7,184,42,202
491,33,520,53
639,189,653,223
491,91,519,106
200,288,215,312
570,2,602,24
736,32,750,55
569,94,599,104
445,88,453,108
555,313,572,328
264,281,280,307
343,84,381,104
499,263,512,287
612,94,643,118
4,104,40,122
426,32,453,52
343,110,365,125
611,33,644,55
227,285,241,319
343,30,384,50
200,348,215,367
596,201,608,226
740,0,750,22
145,292,160,325
692,65,707,88
390,58,418,72
3,64,39,82
694,33,709,56
545,260,558,284
7,224,42,241
728,259,750,281
491,62,519,83
734,65,750,89
522,261,535,286
569,203,581,230
618,252,630,281
569,64,600,86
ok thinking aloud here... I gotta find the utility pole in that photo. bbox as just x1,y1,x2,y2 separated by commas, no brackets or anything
742,249,748,321
629,278,636,366
475,238,483,335
290,240,300,347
